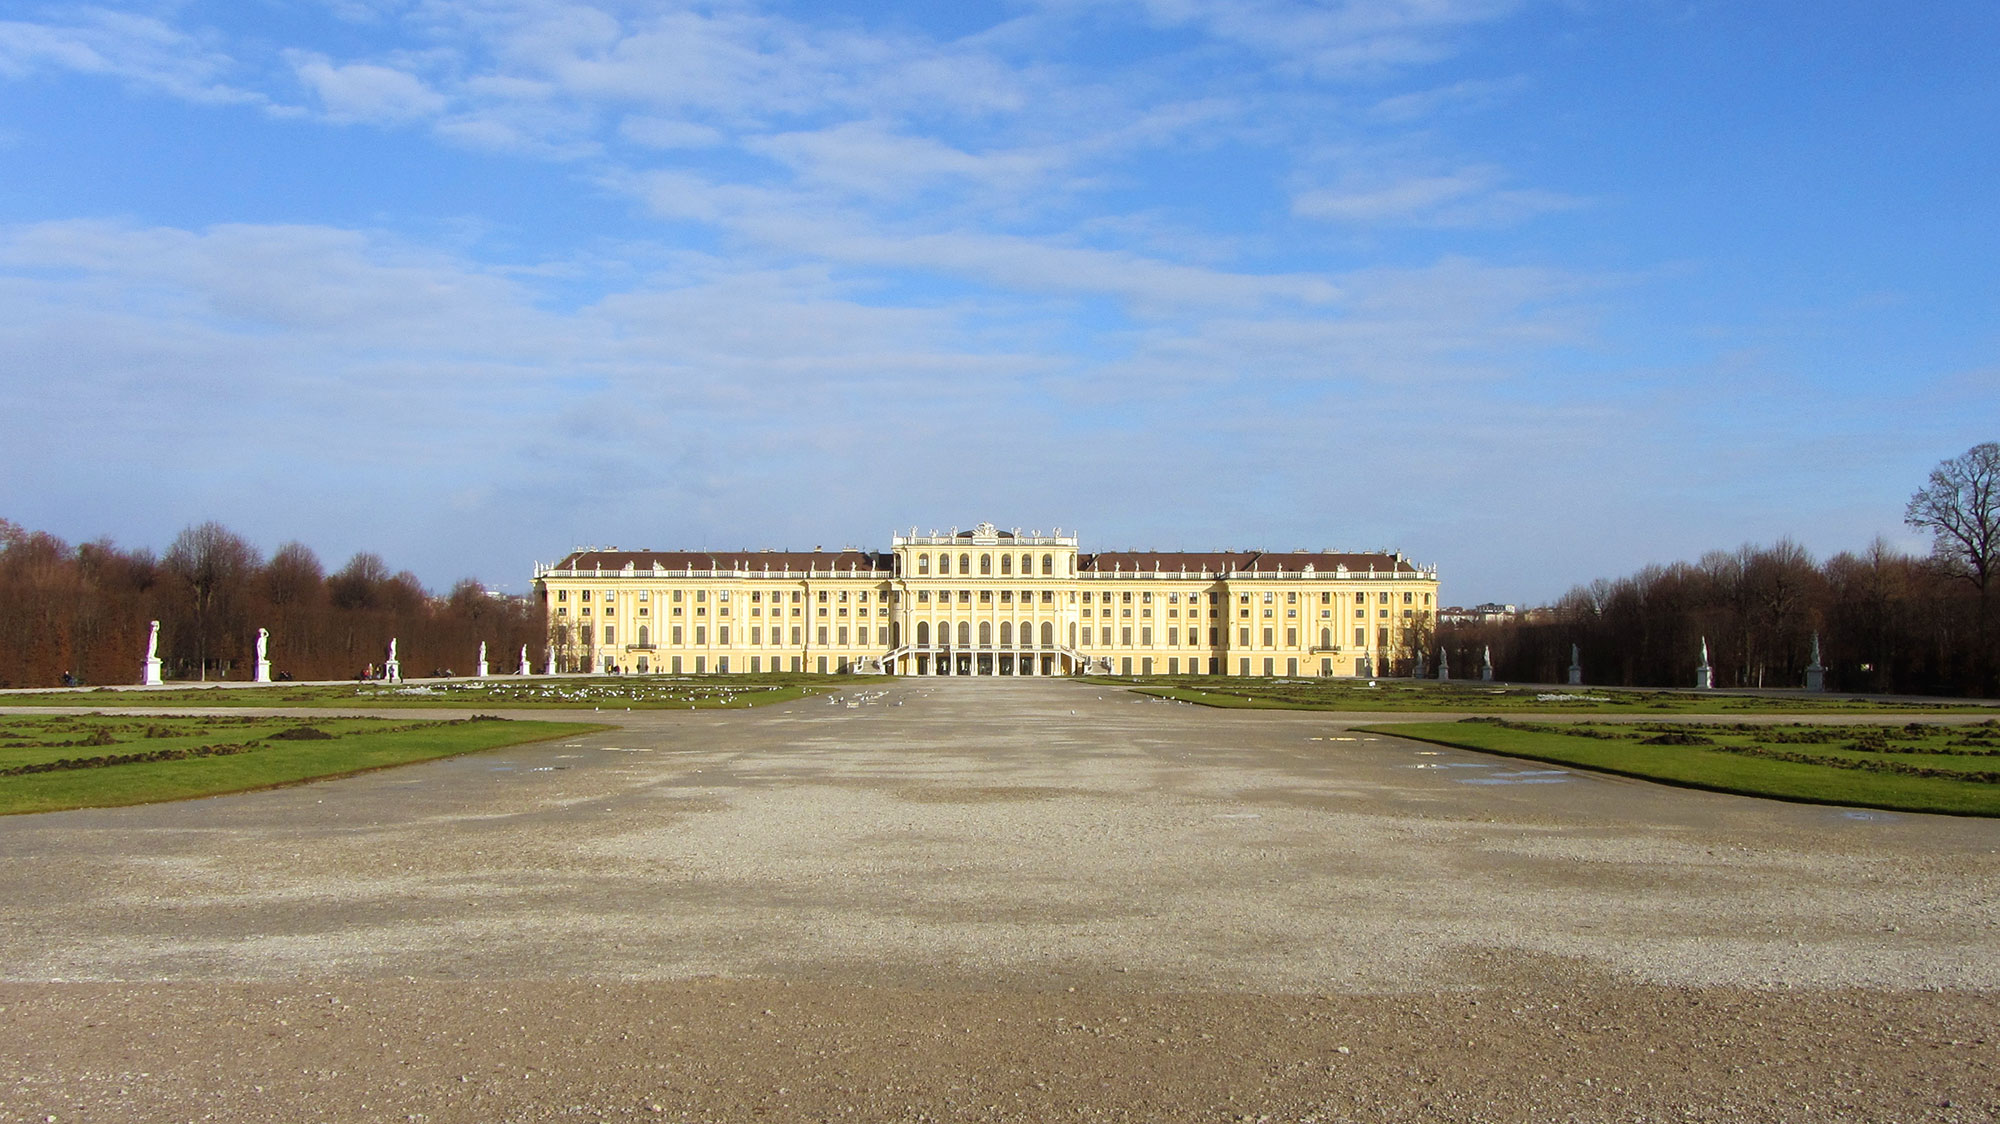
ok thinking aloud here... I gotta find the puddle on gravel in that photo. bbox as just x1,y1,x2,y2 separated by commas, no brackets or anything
1459,769,1573,786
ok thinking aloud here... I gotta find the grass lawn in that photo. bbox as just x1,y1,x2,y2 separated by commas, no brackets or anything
0,673,882,710
1363,718,2000,816
1093,677,2000,715
0,713,607,814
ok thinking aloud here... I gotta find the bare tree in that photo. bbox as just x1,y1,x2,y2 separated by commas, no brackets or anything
162,522,259,679
1907,443,2000,689
1907,443,2000,604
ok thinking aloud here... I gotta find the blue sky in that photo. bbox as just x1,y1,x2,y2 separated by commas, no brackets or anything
1,0,1994,603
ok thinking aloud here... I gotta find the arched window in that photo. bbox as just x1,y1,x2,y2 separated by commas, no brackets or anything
1041,621,1054,648
979,553,991,575
917,622,930,646
958,621,971,647
999,621,1013,646
918,554,930,575
1320,628,1331,649
1041,554,1053,575
1000,554,1012,575
1068,622,1077,648
1067,555,1076,575
638,625,649,646
1021,554,1032,575
938,553,950,575
960,553,971,574
979,621,993,646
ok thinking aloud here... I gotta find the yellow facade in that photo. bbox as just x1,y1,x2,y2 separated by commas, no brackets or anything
533,522,1438,677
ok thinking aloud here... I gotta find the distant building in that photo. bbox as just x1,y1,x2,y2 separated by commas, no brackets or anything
1439,602,1517,626
532,521,1439,677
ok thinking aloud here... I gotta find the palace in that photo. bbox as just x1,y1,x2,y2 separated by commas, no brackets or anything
533,523,1439,678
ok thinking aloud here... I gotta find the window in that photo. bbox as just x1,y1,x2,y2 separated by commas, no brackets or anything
1355,628,1365,646
960,553,971,574
1082,591,1093,603
581,590,591,602
604,626,615,645
959,622,971,646
918,590,931,603
672,590,682,602
751,627,761,645
694,626,705,644
919,554,930,575
1121,592,1132,603
1141,627,1152,645
695,590,705,603
1042,554,1053,575
557,589,567,602
791,627,802,645
1100,627,1111,645
1320,628,1331,649
838,627,848,645
1021,554,1032,574
1286,628,1297,647
979,622,992,646
817,591,828,603
718,590,729,603
1000,554,1012,575
980,590,993,603
1210,628,1219,645
1042,622,1054,647
672,626,683,644
817,627,829,645
718,626,729,644
1239,627,1250,645
1286,591,1296,604
1121,627,1132,645
1000,622,1012,645
1262,591,1274,604
1262,628,1273,647
638,625,649,646
1403,591,1414,604
1380,592,1390,604
917,622,930,646
1320,592,1330,604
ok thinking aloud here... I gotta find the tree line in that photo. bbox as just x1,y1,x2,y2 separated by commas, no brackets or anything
1438,444,2000,697
0,519,545,687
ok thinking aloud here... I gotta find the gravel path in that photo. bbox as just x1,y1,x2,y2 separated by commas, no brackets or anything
1,679,1995,1122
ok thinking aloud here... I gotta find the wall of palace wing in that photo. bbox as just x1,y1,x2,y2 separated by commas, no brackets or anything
533,526,1438,677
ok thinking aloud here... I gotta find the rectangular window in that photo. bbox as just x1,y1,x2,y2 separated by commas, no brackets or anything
580,625,594,646
694,626,705,644
604,626,615,645
817,656,829,673
1239,658,1250,676
751,626,761,645
1321,658,1332,675
672,626,683,644
695,656,706,673
1101,627,1111,645
790,656,802,672
718,656,729,673
817,627,829,645
838,627,849,645
1355,627,1366,646
557,590,568,602
1379,627,1390,648
1209,628,1219,645
1261,628,1273,647
1141,627,1152,645
751,656,761,672
878,627,888,645
1168,658,1179,674
1121,627,1132,645
1264,657,1275,676
672,656,682,673
581,590,591,602
718,626,729,645
791,627,802,645
1239,627,1250,646
1286,628,1297,647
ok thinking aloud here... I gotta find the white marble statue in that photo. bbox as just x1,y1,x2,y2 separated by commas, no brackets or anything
253,627,272,684
518,644,531,675
141,620,164,686
1480,644,1494,682
476,641,489,679
1696,637,1714,690
388,637,398,663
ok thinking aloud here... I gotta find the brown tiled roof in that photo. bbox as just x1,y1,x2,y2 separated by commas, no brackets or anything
552,549,892,574
1080,551,1417,574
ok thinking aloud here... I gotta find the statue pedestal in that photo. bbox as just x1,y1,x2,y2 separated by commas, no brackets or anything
1481,666,1494,682
142,658,163,687
476,660,489,678
254,660,271,684
1696,665,1713,690
1567,665,1582,685
383,660,402,684
1805,665,1825,692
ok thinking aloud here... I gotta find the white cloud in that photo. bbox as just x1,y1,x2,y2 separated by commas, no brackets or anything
288,52,449,123
1294,165,1585,227
0,8,259,105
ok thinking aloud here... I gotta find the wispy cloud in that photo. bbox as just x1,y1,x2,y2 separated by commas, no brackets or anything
0,7,260,105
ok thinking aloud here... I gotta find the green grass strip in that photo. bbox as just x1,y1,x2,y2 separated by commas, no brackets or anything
0,673,881,710
1101,678,1999,715
1361,720,2000,817
0,715,608,815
